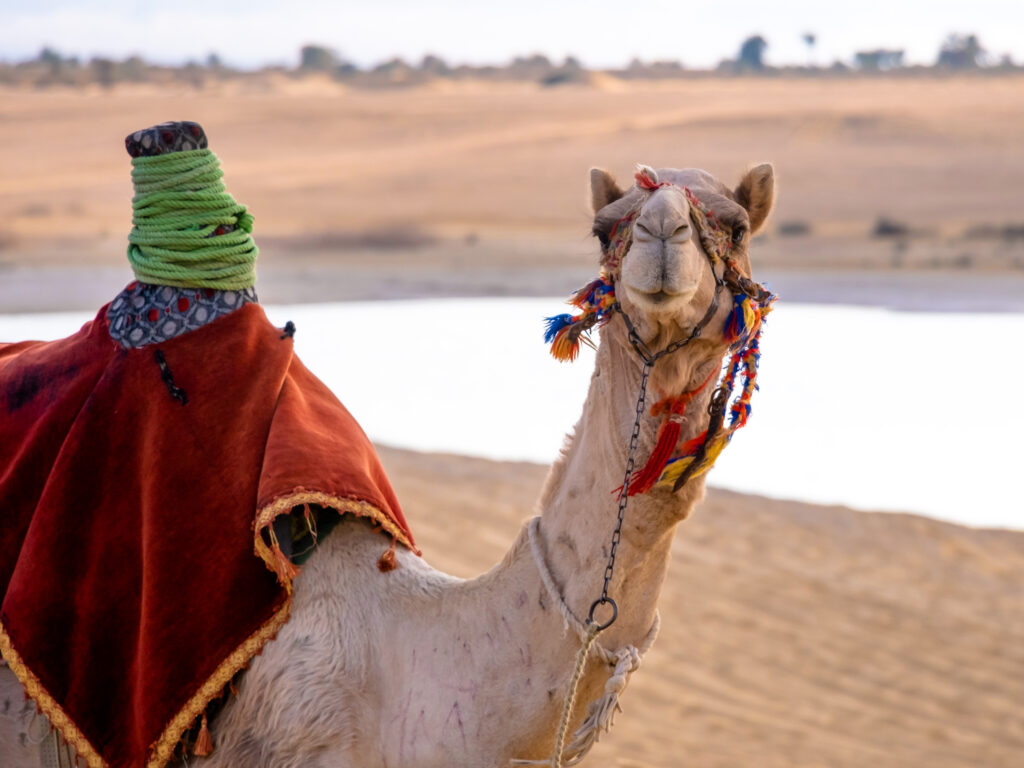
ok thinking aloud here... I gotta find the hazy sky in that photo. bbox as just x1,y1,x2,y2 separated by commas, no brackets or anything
1,0,1021,70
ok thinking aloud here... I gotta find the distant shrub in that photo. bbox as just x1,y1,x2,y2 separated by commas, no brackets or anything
1001,224,1024,241
300,45,338,71
777,220,811,236
541,70,586,86
963,222,1024,241
872,217,909,238
290,226,438,251
20,203,51,218
964,223,1001,239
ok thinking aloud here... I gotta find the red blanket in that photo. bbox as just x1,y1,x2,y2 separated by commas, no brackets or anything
0,303,416,767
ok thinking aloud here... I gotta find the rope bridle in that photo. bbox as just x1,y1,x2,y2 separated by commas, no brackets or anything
522,171,776,767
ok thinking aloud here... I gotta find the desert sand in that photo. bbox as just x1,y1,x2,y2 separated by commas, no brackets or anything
1,77,1023,766
380,446,1024,768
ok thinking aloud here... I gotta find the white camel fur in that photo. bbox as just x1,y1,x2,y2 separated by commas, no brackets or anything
0,163,775,768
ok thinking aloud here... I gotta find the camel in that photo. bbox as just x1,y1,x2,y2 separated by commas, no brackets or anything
0,161,775,768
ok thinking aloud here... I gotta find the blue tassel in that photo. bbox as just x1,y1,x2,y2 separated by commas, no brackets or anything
543,314,575,343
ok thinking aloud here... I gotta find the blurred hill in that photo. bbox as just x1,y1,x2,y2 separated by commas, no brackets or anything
2,73,1023,301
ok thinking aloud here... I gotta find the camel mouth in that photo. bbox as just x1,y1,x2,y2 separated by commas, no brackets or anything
645,290,674,303
624,284,697,311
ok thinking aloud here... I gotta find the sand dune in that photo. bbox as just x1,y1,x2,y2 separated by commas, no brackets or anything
378,446,1024,768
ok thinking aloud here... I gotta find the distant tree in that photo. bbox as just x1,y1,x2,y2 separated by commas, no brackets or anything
181,61,205,89
507,54,555,81
36,46,67,79
854,49,904,71
373,57,411,74
37,47,62,65
737,36,768,70
541,56,589,86
937,34,984,68
419,54,449,75
512,53,553,69
90,57,115,88
206,52,223,70
120,55,147,82
300,45,338,71
372,57,415,84
803,32,816,66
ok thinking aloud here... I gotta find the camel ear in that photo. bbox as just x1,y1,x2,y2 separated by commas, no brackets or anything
734,163,775,234
590,168,624,212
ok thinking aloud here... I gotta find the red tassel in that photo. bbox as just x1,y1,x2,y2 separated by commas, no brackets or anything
194,714,213,757
377,539,398,572
634,170,669,191
628,415,683,496
626,366,719,497
676,430,709,457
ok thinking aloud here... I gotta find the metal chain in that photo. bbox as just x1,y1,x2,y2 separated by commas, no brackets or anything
588,358,651,630
587,267,726,632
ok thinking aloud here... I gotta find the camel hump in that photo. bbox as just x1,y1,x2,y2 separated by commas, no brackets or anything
125,120,208,157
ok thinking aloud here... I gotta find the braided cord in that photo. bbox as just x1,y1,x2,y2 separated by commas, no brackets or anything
553,623,599,768
127,149,258,290
512,518,660,768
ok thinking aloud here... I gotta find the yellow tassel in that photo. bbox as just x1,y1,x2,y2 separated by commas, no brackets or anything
194,713,213,757
742,299,757,333
656,434,730,489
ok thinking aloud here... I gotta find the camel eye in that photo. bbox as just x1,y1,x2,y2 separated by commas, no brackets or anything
731,226,747,244
595,230,610,247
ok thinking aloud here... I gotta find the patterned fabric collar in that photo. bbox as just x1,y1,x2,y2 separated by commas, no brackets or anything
107,281,258,349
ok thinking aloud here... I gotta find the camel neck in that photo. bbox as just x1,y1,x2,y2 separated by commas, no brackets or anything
535,315,715,652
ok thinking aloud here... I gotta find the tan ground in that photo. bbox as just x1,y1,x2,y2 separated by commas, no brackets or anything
379,446,1024,768
2,75,1024,285
1,77,1023,766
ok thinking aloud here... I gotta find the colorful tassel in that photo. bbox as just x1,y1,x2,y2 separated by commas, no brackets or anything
725,294,756,344
548,323,583,362
544,277,618,362
627,415,683,495
194,714,213,757
634,170,670,191
626,366,718,495
543,314,575,344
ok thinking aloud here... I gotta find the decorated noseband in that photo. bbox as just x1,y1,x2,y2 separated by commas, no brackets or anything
543,169,777,495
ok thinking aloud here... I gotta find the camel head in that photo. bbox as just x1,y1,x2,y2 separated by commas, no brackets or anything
589,163,775,362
